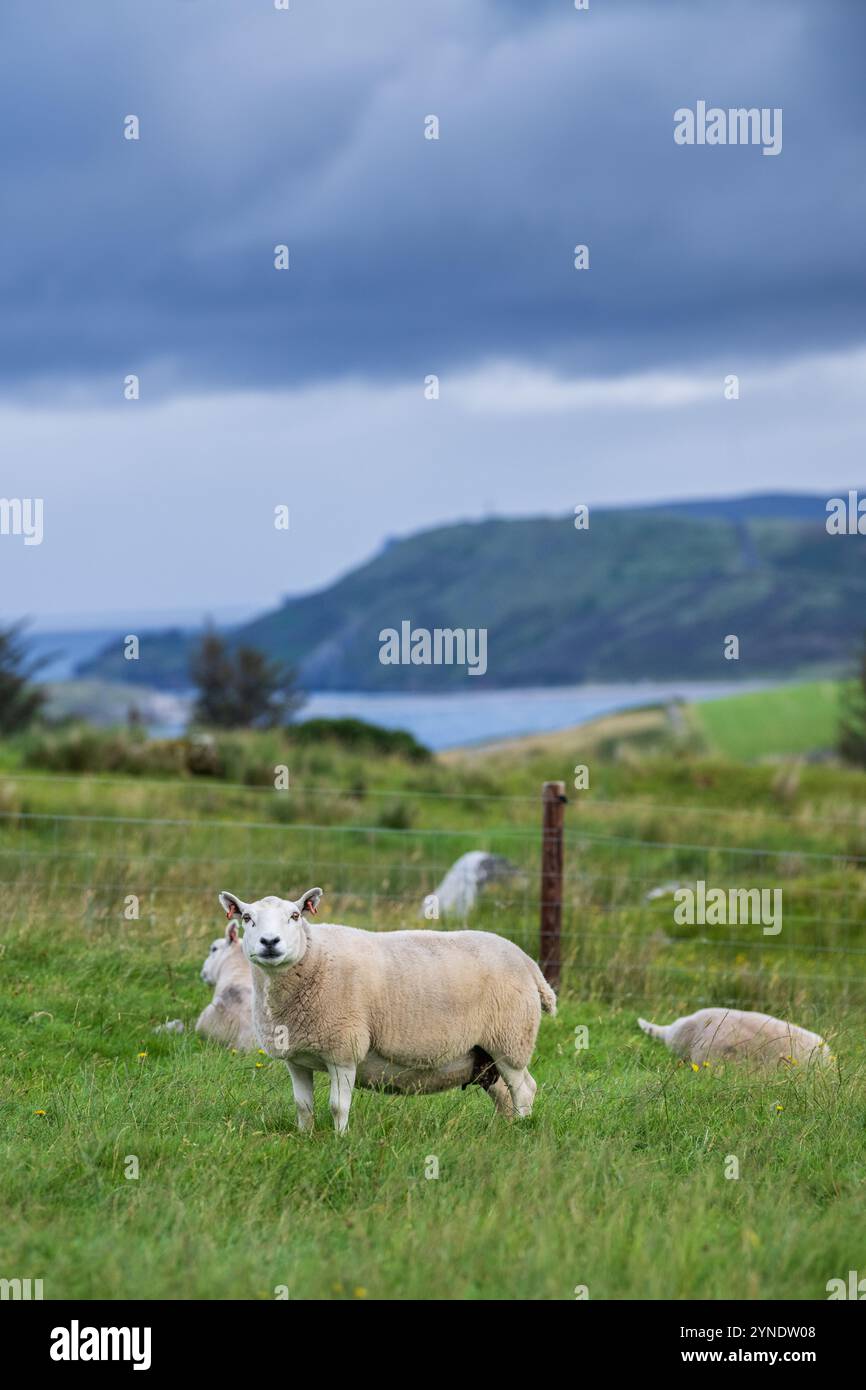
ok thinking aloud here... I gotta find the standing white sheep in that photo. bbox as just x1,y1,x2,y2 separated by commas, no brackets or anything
637,1007,832,1067
218,887,556,1133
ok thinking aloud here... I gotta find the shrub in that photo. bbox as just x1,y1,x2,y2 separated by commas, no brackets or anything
22,727,188,776
839,658,866,768
377,799,415,830
18,717,430,784
288,717,430,763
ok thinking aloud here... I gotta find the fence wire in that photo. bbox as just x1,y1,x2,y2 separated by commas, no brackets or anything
1,800,863,1010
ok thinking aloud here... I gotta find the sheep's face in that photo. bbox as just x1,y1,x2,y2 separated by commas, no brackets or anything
201,937,229,984
218,888,323,971
201,920,240,983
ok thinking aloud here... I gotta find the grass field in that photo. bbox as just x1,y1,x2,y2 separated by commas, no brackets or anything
2,710,866,1300
693,681,841,761
5,982,863,1301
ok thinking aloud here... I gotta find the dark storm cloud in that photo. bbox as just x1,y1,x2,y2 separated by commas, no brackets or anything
0,0,864,393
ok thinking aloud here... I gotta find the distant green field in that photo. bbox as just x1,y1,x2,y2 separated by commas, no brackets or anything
693,682,841,761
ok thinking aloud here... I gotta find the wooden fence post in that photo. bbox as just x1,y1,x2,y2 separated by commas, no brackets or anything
540,780,566,989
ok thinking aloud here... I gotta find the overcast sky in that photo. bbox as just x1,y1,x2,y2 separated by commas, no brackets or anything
1,0,864,627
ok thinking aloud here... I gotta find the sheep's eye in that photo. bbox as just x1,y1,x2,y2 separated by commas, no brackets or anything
242,914,252,924
291,911,300,921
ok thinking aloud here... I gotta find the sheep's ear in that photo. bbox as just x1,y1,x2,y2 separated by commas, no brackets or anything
225,920,239,943
298,887,323,917
219,891,245,920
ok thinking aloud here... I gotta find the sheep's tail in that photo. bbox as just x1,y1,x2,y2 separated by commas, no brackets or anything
532,961,557,1016
637,1016,669,1042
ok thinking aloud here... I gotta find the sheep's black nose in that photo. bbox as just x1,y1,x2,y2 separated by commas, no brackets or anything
260,936,282,951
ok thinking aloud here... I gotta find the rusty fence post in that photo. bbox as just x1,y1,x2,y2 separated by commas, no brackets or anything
540,780,566,989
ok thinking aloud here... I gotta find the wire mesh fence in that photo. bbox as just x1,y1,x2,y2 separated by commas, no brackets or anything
1,780,864,1012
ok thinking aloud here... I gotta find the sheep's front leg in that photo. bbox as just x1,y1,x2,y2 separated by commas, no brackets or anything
326,1061,356,1134
287,1061,316,1133
488,1076,515,1119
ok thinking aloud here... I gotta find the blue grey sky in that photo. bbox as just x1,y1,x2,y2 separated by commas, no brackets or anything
1,0,864,625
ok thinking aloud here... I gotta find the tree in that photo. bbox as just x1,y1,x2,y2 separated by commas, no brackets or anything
190,630,305,729
0,622,46,733
190,630,236,728
838,638,866,767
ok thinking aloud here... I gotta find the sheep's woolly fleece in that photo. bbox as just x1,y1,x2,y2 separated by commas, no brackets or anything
637,1007,832,1067
219,889,556,1131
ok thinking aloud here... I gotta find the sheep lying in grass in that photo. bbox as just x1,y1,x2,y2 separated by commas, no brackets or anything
155,926,255,1046
218,887,556,1133
638,1008,832,1068
194,922,255,1051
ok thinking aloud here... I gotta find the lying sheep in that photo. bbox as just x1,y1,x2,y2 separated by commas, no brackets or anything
423,850,520,919
195,921,255,1051
155,926,255,1047
638,1007,832,1067
218,887,556,1132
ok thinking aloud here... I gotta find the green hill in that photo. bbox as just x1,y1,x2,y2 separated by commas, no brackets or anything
77,497,866,691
